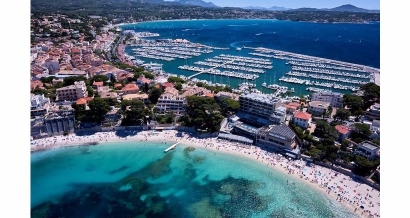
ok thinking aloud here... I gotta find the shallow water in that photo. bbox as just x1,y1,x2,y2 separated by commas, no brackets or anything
31,142,359,217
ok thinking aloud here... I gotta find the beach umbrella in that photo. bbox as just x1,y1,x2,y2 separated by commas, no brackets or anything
360,205,364,209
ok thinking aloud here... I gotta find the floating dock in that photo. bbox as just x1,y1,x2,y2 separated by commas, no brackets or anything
164,142,179,153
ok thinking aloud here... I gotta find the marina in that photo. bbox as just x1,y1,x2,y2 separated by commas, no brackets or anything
124,28,379,96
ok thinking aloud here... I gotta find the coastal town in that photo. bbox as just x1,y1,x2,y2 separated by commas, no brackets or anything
30,11,380,218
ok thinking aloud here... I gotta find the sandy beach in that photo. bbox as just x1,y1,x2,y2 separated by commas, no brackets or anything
31,130,380,218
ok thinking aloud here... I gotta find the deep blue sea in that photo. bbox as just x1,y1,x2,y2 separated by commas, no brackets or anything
31,142,359,217
120,19,380,95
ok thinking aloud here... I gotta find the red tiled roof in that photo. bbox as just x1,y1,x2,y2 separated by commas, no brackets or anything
294,111,312,120
288,102,301,107
93,81,103,86
122,84,139,91
76,98,87,105
114,83,122,88
335,125,350,135
205,93,214,98
162,82,175,88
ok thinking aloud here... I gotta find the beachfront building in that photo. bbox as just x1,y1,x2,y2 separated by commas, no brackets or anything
238,93,281,125
156,87,186,115
255,124,299,158
31,94,51,116
293,111,312,129
364,103,380,120
56,81,87,101
355,141,380,160
311,91,344,108
308,101,330,116
269,106,287,125
44,111,76,135
231,121,259,139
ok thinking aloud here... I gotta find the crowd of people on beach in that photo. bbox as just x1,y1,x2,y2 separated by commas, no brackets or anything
31,129,380,217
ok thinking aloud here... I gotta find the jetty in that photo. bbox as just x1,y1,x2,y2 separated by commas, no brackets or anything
164,142,179,153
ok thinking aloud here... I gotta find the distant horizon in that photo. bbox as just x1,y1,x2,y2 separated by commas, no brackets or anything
166,0,380,10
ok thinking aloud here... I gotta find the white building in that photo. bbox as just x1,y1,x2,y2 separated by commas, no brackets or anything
156,87,186,115
239,93,281,120
311,91,344,108
31,94,51,116
270,106,287,125
355,141,380,160
56,81,88,101
308,101,330,115
365,103,380,120
293,111,312,129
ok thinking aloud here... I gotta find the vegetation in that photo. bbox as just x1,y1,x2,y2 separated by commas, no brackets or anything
148,87,163,104
168,76,186,84
217,98,240,116
31,0,379,24
196,82,232,93
343,82,380,116
352,156,379,177
180,96,224,132
333,108,351,121
120,99,147,126
350,123,372,143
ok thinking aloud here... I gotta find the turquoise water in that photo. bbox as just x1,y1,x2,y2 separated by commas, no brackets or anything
121,19,379,95
31,142,359,217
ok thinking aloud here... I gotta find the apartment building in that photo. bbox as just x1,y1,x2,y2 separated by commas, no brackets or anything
56,81,87,101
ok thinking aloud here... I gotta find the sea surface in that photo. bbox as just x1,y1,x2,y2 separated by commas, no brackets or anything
120,19,380,95
31,142,359,217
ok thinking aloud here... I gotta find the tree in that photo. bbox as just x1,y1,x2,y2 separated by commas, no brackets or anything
144,82,149,93
333,108,351,121
148,87,163,104
218,98,240,116
313,120,338,145
350,123,372,143
88,98,110,123
87,86,94,97
175,82,183,91
63,76,88,86
40,76,56,84
185,96,224,132
92,75,109,84
353,155,379,176
343,94,364,115
121,99,146,126
168,76,185,83
360,82,380,103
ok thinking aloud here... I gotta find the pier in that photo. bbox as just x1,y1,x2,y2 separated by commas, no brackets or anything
187,59,235,79
164,142,179,153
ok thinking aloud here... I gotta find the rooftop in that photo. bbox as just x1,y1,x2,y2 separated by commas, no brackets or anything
240,93,280,105
309,101,330,108
218,133,253,144
335,125,350,135
360,141,379,151
258,124,296,141
294,111,312,120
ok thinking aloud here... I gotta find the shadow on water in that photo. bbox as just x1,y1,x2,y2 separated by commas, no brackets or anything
107,166,129,175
